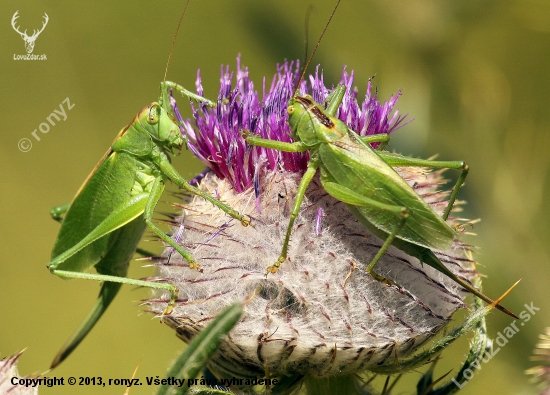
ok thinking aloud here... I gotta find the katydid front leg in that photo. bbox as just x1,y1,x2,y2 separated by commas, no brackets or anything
161,81,216,107
159,81,217,146
266,159,320,275
163,81,231,108
241,130,310,153
156,151,251,228
241,130,314,274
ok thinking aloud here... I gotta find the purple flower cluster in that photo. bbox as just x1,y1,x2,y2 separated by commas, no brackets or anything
172,56,409,194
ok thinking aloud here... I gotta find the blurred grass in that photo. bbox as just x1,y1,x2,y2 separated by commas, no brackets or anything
0,1,548,394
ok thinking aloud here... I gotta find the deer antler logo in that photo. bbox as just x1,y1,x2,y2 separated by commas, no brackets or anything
11,11,49,54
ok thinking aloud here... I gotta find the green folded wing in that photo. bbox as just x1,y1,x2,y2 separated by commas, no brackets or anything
318,135,456,251
51,152,146,273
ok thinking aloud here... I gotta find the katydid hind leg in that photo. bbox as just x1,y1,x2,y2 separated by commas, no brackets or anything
344,152,512,314
347,199,517,318
50,217,179,368
358,134,391,150
51,269,179,311
321,180,410,284
364,213,409,286
50,203,70,223
49,271,180,368
267,161,319,275
346,202,517,318
377,152,469,221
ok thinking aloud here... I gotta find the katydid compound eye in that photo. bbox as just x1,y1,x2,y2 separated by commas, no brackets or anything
147,104,161,125
287,105,295,114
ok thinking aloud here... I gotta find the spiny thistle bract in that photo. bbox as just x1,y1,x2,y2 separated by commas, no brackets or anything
0,352,39,395
148,58,491,394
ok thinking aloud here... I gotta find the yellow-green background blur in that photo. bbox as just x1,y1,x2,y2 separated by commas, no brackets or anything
1,1,548,394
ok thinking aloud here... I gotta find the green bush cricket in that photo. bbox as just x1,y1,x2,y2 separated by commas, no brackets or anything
241,1,516,318
47,1,250,368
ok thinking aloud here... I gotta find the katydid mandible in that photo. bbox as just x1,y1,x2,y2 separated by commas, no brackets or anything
46,6,250,368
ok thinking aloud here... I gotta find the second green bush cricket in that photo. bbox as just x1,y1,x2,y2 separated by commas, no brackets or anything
46,1,250,368
241,1,517,318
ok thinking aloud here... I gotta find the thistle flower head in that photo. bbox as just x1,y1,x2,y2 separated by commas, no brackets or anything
176,57,408,194
150,58,479,392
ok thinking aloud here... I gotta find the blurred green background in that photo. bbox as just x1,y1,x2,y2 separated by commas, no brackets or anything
0,1,548,394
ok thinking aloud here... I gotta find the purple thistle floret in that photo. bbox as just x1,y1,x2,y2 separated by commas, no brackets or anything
172,56,409,194
314,207,324,236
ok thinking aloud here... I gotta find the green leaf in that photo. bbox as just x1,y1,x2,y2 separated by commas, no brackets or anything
156,302,243,395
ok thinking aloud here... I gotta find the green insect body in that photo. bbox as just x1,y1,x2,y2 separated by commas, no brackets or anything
48,85,250,368
243,85,516,318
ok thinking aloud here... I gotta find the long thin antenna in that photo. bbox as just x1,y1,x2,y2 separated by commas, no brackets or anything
163,0,191,84
295,0,342,92
302,5,314,73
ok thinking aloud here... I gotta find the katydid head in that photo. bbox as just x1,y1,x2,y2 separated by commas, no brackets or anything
287,94,344,145
139,102,184,149
287,94,317,145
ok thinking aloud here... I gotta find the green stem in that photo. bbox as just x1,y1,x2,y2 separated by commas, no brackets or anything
304,374,358,395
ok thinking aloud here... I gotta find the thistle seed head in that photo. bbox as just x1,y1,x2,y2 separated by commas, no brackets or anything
149,166,475,378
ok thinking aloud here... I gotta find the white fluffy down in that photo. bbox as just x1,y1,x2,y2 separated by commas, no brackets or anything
151,167,476,377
